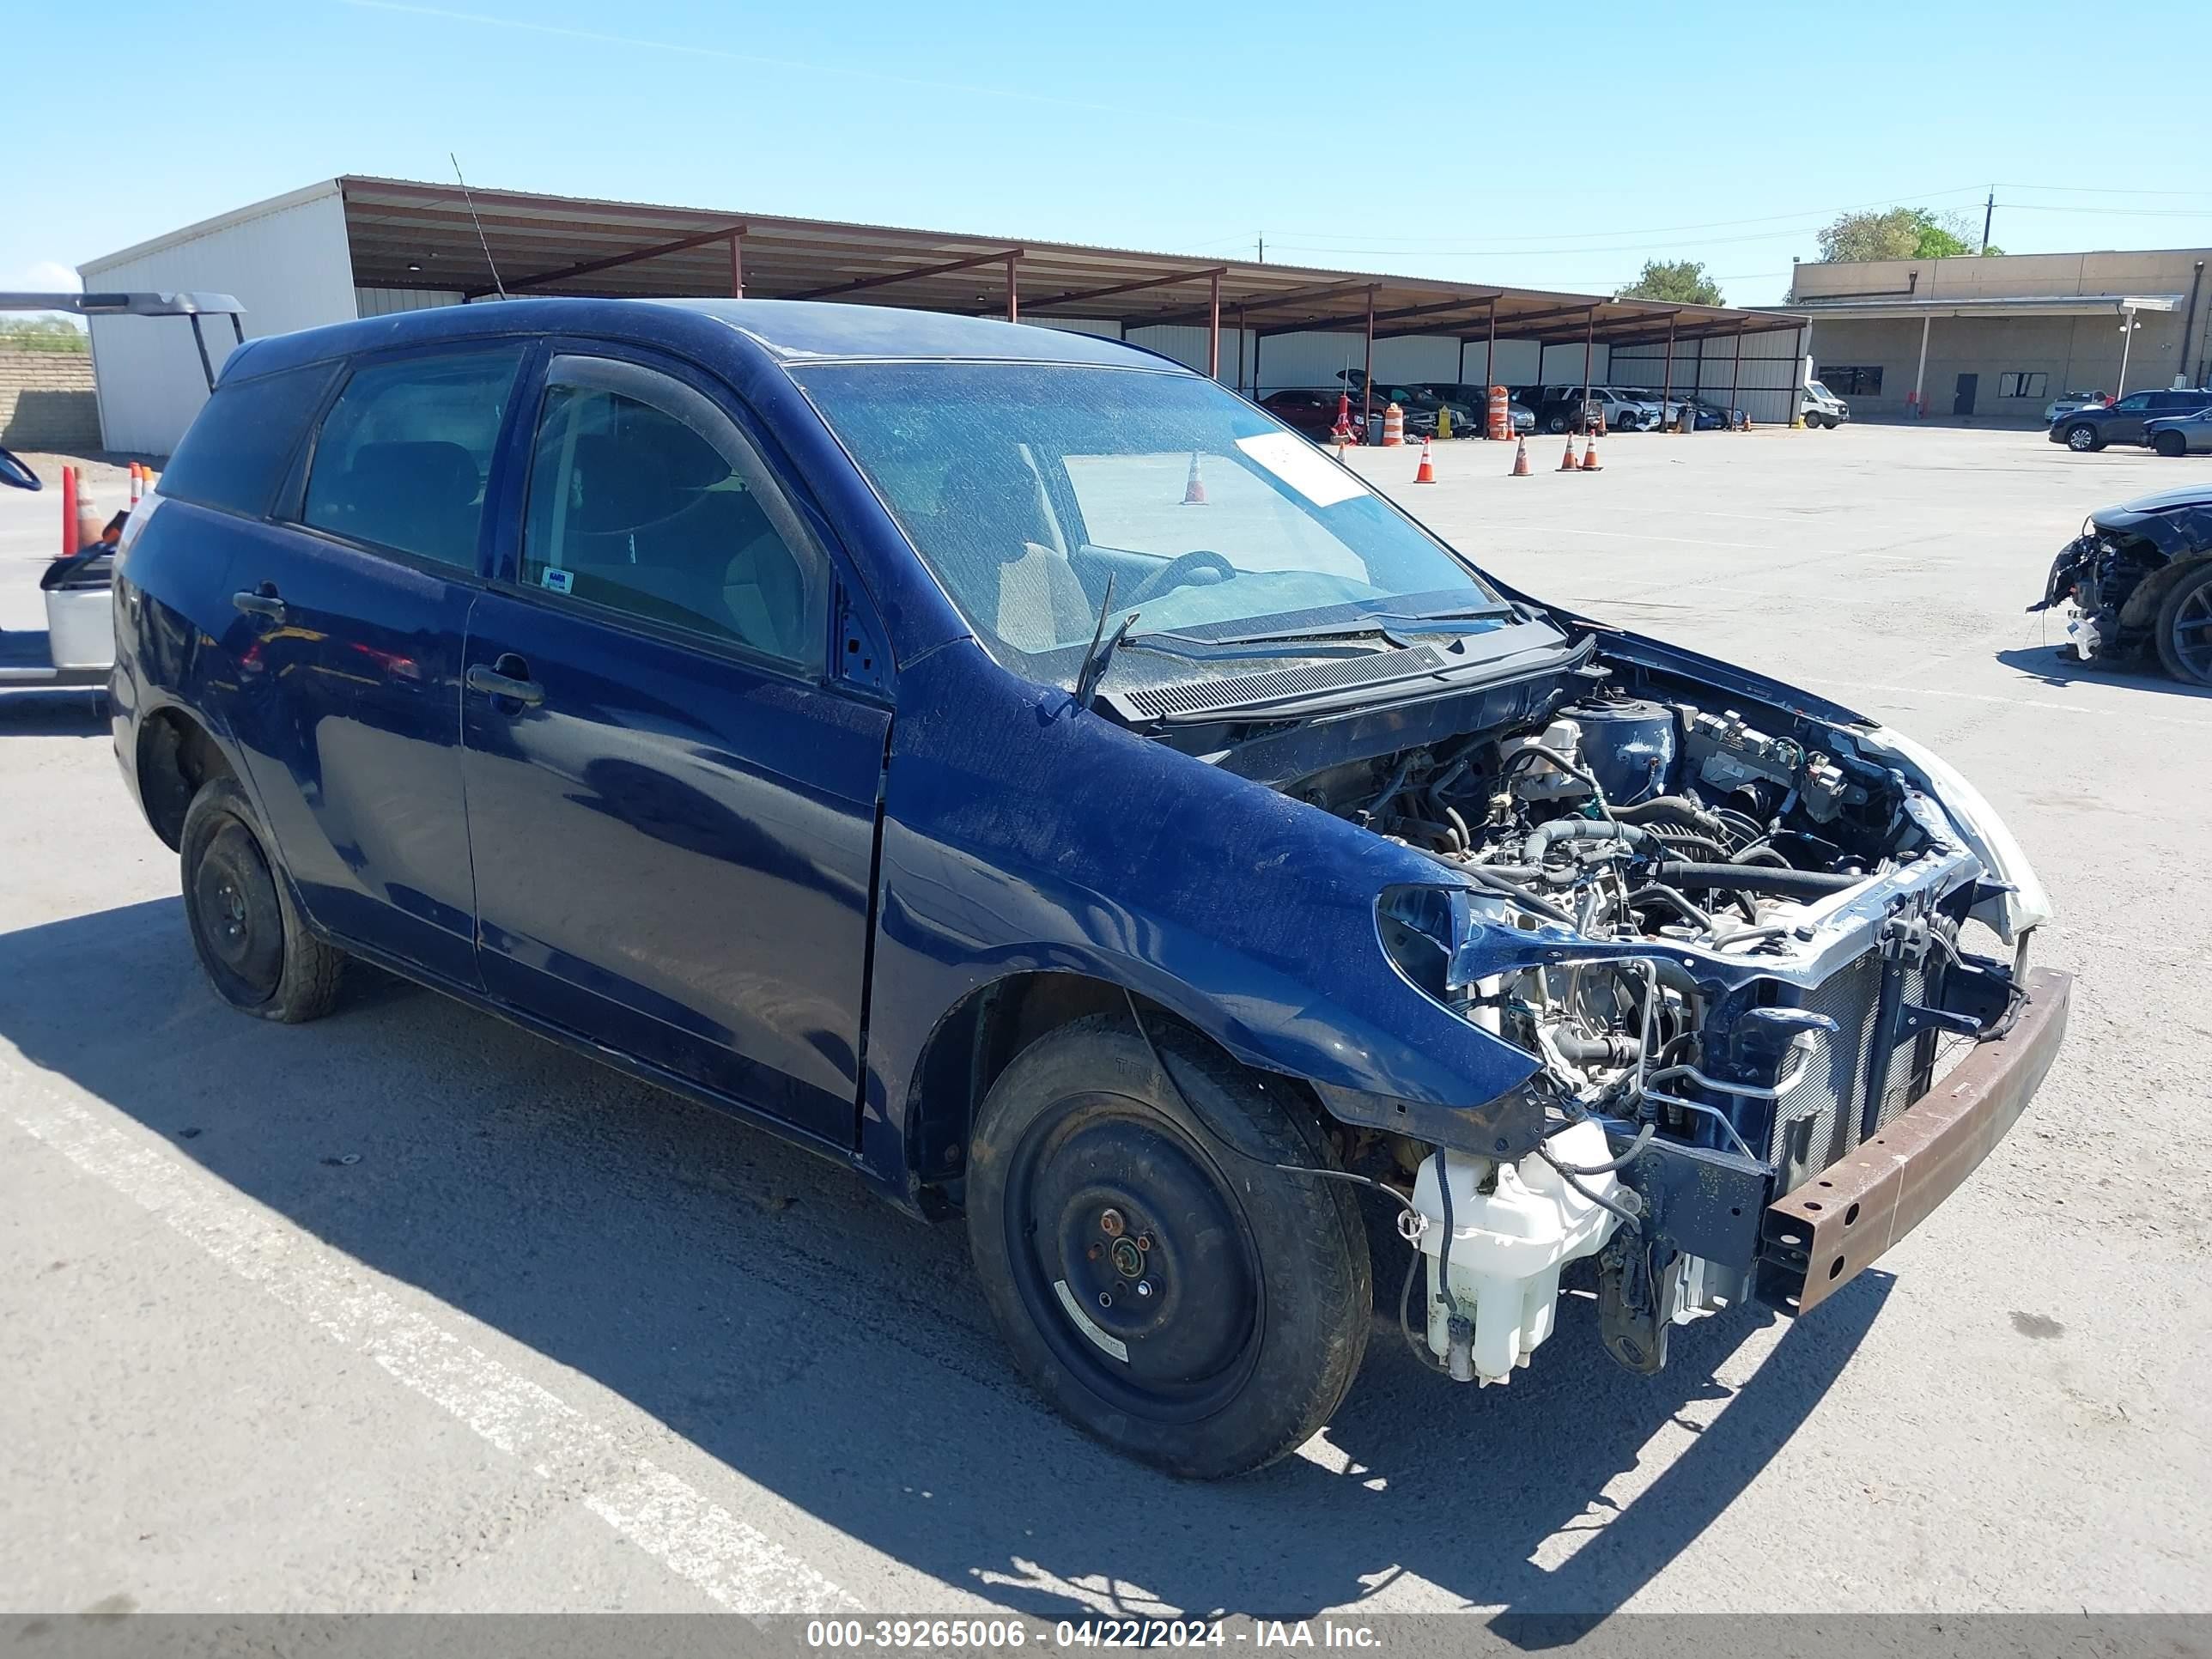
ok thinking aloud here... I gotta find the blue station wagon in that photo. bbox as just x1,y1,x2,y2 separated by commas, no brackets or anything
112,298,2070,1477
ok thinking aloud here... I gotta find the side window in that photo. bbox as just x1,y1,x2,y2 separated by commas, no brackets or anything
2114,394,2149,412
520,357,824,669
159,363,337,518
301,345,524,568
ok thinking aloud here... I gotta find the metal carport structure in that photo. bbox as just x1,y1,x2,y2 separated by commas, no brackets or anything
336,176,1801,424
81,175,1803,451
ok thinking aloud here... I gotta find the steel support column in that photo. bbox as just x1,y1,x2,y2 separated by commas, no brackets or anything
1485,297,1498,431
1006,255,1018,325
729,234,744,299
1363,287,1376,428
1581,308,1595,415
1913,314,1931,416
1207,268,1221,380
1661,313,1675,430
1793,325,1806,424
1729,331,1743,428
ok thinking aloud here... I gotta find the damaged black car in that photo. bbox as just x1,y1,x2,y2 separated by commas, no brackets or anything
2031,484,2212,685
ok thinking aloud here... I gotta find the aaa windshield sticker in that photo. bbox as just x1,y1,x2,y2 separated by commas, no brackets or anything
1234,431,1368,508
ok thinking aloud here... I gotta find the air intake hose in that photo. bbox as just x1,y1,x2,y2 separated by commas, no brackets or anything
1650,860,1863,898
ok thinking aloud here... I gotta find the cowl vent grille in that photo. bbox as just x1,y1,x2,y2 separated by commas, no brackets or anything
1120,644,1447,720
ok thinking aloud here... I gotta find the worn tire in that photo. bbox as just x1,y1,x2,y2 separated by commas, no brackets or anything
965,1013,1370,1480
179,777,345,1022
2154,562,2212,687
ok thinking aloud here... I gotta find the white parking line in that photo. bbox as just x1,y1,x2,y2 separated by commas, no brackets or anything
7,1060,856,1616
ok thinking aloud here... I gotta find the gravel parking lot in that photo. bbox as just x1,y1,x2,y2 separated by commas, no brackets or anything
3,424,2207,1619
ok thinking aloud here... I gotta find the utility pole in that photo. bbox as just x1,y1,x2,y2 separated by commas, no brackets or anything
1980,189,1995,255
1255,235,1264,264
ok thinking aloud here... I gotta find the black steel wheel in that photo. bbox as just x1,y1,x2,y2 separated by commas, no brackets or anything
2153,430,2188,458
2155,562,2212,687
179,777,345,1021
964,1013,1369,1479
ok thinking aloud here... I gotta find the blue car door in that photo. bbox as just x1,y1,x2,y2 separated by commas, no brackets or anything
458,347,888,1147
228,342,532,987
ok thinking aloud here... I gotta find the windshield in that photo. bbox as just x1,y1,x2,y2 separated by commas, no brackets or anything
1807,381,1833,400
793,362,1501,688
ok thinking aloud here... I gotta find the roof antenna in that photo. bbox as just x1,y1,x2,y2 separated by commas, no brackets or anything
451,153,506,300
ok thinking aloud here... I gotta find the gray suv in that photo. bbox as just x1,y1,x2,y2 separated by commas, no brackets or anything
2050,389,2212,452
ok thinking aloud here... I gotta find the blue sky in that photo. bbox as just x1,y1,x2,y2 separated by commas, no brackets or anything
10,1,2212,310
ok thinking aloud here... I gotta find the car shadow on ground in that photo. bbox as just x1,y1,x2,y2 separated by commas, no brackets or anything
1994,645,2212,702
0,690,107,737
0,899,1890,1630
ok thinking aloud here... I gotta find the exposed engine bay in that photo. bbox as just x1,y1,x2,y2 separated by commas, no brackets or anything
1267,671,2042,1386
2028,486,2212,686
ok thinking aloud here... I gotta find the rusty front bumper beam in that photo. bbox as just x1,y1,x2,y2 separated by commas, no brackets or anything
1757,967,2073,1315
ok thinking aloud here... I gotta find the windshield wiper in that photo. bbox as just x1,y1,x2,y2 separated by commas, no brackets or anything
1138,604,1522,656
1073,572,1139,707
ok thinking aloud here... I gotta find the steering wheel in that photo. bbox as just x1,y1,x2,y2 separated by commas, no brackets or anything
1127,549,1235,605
0,447,40,491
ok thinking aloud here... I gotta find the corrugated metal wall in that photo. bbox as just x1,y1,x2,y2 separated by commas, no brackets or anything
80,182,360,455
356,287,465,317
1612,330,1803,424
1123,324,1258,390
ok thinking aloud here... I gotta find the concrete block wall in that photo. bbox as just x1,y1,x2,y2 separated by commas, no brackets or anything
0,349,102,452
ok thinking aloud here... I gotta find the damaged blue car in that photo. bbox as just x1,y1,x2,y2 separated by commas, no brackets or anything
112,298,2070,1477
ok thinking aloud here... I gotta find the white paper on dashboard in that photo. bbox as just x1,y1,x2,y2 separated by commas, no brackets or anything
1233,431,1369,507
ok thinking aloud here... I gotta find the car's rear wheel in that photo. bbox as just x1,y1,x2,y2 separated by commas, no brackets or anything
2154,430,2188,458
179,778,345,1022
2065,422,2100,452
1546,413,1567,434
964,1012,1370,1480
2155,563,2212,687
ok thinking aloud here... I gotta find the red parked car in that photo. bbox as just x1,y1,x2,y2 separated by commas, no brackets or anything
1256,387,1348,441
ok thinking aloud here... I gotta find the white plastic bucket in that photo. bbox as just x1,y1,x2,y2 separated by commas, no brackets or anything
45,585,114,673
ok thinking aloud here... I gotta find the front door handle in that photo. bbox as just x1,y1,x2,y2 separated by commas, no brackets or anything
465,658,544,708
232,585,286,622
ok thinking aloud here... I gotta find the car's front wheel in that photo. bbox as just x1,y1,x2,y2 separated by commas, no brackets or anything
2155,562,2212,687
964,1012,1370,1480
2065,422,2100,452
2154,430,2188,458
179,778,346,1022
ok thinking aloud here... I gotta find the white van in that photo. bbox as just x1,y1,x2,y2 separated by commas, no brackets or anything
1800,380,1850,428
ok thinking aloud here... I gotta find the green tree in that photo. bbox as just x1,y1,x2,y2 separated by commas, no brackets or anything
1615,258,1724,306
1815,206,1992,263
0,316,88,353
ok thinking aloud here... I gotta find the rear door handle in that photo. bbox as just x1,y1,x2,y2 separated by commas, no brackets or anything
232,586,286,621
465,659,544,708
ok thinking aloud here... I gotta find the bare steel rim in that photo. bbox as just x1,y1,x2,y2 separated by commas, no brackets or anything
1001,1090,1265,1423
186,817,286,1006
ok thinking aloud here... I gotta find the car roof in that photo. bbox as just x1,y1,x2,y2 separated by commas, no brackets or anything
218,295,1177,386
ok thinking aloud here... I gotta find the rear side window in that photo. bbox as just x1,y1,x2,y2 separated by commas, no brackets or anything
301,345,525,568
159,364,335,518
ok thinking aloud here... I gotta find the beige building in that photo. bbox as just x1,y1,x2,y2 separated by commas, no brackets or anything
1783,247,2211,422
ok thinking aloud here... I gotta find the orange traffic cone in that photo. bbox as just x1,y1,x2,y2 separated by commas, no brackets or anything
1581,433,1601,471
1559,433,1580,471
1510,436,1532,477
128,461,143,505
1413,436,1437,483
59,464,78,557
1182,452,1207,505
74,469,102,547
